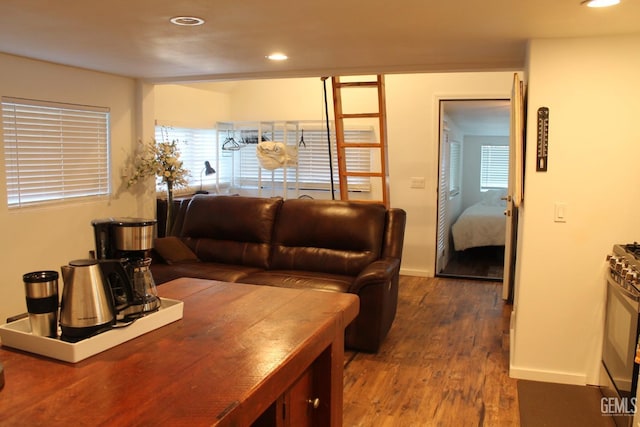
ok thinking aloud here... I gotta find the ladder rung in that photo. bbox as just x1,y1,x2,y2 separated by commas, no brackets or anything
341,171,384,178
335,81,379,88
339,113,380,119
338,142,382,148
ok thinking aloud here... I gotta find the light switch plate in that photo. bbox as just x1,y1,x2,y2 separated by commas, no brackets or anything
554,202,567,223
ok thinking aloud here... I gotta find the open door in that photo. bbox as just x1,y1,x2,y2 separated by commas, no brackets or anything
503,73,524,300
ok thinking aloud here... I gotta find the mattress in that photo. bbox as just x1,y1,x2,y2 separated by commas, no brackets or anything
451,193,507,251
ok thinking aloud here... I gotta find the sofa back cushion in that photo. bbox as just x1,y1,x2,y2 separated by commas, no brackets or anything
271,199,386,276
181,195,283,269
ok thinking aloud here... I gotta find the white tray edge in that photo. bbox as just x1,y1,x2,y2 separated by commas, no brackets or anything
0,298,184,363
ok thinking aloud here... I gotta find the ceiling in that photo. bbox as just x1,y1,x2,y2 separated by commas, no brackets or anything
443,100,511,136
1,0,639,83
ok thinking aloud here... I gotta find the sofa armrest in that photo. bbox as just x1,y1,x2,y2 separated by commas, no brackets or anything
349,257,400,293
383,208,407,259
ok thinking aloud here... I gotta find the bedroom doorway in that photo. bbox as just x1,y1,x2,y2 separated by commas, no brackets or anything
435,99,510,281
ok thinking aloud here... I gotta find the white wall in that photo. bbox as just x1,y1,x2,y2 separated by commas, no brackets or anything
0,53,145,324
384,72,517,276
155,84,232,128
511,35,640,385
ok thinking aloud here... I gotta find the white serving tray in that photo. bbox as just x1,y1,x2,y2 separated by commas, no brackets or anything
0,298,183,363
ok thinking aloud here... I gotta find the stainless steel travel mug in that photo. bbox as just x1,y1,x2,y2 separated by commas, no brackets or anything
23,271,59,337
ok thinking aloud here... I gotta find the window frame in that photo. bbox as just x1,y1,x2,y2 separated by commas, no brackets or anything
480,144,509,191
2,96,111,208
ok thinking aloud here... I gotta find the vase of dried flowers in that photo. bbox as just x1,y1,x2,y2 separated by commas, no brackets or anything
128,138,189,236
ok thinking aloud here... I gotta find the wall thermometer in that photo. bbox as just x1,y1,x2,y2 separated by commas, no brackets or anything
536,107,549,172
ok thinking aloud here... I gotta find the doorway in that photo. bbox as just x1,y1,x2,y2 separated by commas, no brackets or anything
435,99,510,281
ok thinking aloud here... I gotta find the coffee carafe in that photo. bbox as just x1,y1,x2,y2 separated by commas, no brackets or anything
59,259,131,341
122,257,159,318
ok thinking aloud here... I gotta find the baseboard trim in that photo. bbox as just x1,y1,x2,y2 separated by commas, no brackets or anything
399,268,431,277
509,366,588,386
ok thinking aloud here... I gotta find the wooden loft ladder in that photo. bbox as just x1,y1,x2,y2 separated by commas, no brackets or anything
330,74,390,208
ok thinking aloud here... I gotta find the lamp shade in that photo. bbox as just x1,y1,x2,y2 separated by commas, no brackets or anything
196,161,216,194
204,161,215,175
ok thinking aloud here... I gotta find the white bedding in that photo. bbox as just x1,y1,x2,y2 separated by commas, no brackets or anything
451,191,506,251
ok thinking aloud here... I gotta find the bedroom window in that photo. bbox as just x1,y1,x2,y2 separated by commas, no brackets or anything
2,97,110,208
480,145,509,190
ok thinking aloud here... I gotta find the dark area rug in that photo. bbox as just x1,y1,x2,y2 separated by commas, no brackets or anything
518,380,616,427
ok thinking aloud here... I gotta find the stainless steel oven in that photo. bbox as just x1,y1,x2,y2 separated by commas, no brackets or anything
602,244,640,426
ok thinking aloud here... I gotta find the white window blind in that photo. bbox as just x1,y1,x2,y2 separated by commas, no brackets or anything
2,97,110,208
233,124,373,192
437,129,449,256
155,126,228,192
480,145,509,190
449,140,461,197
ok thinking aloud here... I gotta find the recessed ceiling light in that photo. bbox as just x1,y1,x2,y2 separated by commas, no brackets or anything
581,0,620,7
266,53,288,61
170,16,205,26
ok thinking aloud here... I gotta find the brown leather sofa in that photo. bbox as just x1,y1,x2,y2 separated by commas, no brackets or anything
151,195,406,353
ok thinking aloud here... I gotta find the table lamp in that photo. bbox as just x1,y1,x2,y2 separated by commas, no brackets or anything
195,161,216,194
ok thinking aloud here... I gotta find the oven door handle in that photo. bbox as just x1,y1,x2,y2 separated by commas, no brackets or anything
607,275,640,302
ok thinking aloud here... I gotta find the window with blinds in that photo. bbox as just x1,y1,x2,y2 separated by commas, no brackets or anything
449,140,461,197
235,125,373,192
154,123,374,194
480,145,509,190
2,97,110,208
154,126,228,193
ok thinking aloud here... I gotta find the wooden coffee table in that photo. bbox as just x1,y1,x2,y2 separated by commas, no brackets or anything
0,278,359,426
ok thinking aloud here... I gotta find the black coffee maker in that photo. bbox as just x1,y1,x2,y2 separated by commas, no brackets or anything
91,218,160,318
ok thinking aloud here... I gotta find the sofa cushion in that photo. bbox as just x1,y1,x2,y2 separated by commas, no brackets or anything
271,199,386,276
157,262,262,284
153,236,200,265
240,270,353,293
181,195,283,269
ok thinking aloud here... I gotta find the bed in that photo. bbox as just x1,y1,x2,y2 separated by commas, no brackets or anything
451,190,507,251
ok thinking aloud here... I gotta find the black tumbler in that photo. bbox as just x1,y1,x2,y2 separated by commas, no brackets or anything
23,271,59,338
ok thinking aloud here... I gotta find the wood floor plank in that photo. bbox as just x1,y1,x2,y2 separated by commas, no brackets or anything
343,276,519,426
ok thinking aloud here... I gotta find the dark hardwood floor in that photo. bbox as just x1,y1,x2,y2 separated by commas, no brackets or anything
343,275,519,426
439,246,505,281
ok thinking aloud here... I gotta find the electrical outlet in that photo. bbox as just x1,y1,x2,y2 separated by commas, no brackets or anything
410,177,426,189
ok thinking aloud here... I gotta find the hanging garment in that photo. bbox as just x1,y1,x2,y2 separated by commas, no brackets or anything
256,141,298,170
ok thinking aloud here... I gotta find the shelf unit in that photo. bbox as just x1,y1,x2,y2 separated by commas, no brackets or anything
216,121,301,199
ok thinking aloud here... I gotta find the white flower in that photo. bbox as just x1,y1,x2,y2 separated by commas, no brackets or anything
128,137,190,189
